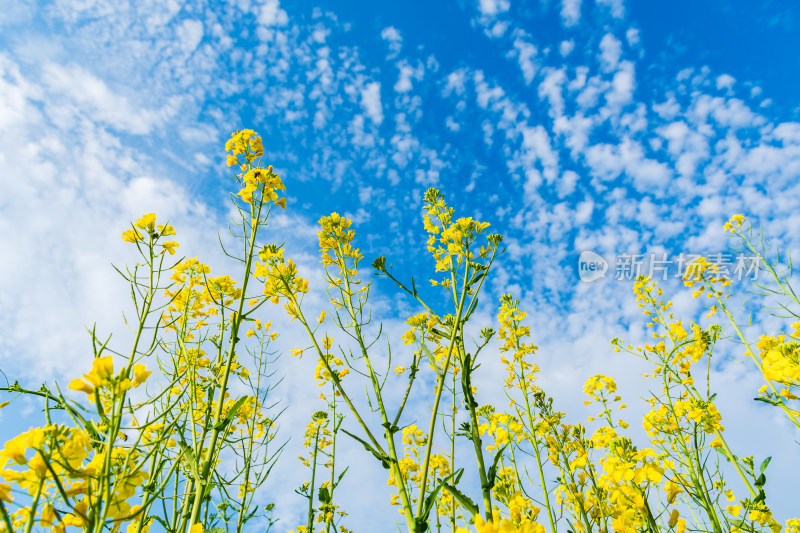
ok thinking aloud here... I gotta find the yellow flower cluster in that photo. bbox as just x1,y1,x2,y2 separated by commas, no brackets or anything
256,244,309,313
68,356,151,406
422,188,497,276
757,334,800,389
478,409,525,449
225,130,286,207
497,295,540,398
318,213,361,273
682,256,732,299
1,424,149,531
225,128,263,163
457,513,544,533
723,214,746,233
121,212,179,255
387,425,449,512
317,213,370,309
312,335,350,384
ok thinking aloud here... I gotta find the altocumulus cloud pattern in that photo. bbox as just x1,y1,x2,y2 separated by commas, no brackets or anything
1,0,800,528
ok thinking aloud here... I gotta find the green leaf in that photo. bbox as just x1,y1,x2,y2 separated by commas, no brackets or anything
318,486,331,504
178,439,201,479
334,466,349,489
341,429,391,469
760,456,772,474
201,481,217,502
214,395,249,431
442,481,479,517
150,516,170,531
381,421,400,434
418,469,461,529
421,343,439,375
712,445,732,463
486,444,509,490
754,396,780,407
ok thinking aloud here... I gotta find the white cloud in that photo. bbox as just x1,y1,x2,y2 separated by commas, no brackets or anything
596,0,625,18
658,120,710,178
574,198,594,224
474,70,506,108
554,112,594,155
348,114,374,146
538,67,567,117
626,28,640,46
482,119,495,146
511,35,538,84
380,26,402,56
43,63,180,135
652,94,680,120
585,139,672,192
176,19,204,55
560,39,575,56
443,68,467,97
561,0,582,26
558,169,579,197
605,61,635,108
0,61,217,382
711,97,762,129
716,73,736,91
394,61,424,93
478,0,510,17
445,116,460,132
599,33,622,72
381,26,401,42
774,122,800,144
360,81,383,125
256,0,288,27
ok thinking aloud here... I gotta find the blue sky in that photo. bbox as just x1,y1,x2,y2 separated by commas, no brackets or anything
2,0,800,530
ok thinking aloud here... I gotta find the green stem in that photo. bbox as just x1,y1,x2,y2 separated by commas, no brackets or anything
519,381,557,532
187,195,264,529
308,424,321,533
715,295,800,430
416,261,471,520
0,501,13,533
23,477,45,533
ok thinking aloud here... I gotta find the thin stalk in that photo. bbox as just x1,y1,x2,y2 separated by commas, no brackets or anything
340,258,416,532
23,478,45,533
649,289,759,500
187,195,264,528
307,423,321,533
715,295,800,430
450,371,457,533
416,260,471,519
0,501,13,533
519,379,557,532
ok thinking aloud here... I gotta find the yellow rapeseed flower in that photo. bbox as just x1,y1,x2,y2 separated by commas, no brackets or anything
121,228,144,243
473,514,545,533
132,364,152,387
723,214,746,233
0,481,12,503
134,213,157,231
